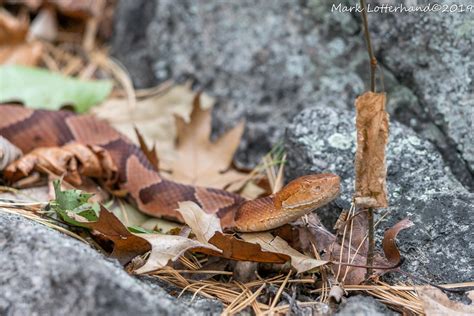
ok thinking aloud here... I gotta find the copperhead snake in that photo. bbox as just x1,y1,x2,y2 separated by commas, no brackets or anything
0,104,340,232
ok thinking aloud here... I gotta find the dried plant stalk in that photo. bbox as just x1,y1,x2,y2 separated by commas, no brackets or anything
354,92,389,208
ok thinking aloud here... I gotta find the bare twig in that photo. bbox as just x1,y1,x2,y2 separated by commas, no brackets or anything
360,0,377,92
366,207,375,278
360,0,378,279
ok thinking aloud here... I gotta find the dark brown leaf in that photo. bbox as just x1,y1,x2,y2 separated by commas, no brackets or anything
382,218,414,266
209,232,290,264
86,206,151,265
134,127,159,170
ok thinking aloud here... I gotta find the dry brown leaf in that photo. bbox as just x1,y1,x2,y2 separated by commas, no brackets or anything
134,234,222,274
92,83,212,167
354,91,389,208
208,232,290,264
240,232,327,273
175,202,288,264
134,127,159,170
86,206,152,265
0,9,43,66
176,201,222,243
0,135,22,171
417,286,474,315
382,218,414,266
0,9,28,44
169,93,247,190
66,206,151,264
4,143,118,187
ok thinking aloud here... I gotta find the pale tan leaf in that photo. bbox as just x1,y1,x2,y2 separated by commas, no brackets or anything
92,83,212,167
169,94,248,189
176,201,222,243
0,135,22,171
134,234,222,274
417,286,474,315
240,232,327,273
354,91,389,208
239,180,267,200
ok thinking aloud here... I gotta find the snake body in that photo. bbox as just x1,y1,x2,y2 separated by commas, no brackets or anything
0,105,340,232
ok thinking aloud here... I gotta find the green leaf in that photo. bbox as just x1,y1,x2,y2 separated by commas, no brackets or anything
51,180,99,226
53,180,92,210
0,65,112,112
127,226,155,234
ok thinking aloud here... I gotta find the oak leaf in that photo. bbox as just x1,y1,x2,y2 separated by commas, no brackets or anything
167,93,248,190
134,234,222,274
177,201,222,243
240,232,327,273
92,83,211,168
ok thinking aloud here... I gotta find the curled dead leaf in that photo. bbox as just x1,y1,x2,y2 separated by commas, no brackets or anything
4,143,118,187
382,218,414,266
354,91,389,208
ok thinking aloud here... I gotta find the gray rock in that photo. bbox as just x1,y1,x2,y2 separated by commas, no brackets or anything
368,0,474,188
336,295,397,316
111,0,473,189
111,0,410,167
285,105,474,284
0,212,222,316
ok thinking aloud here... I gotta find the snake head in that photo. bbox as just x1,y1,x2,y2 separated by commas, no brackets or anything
274,173,340,212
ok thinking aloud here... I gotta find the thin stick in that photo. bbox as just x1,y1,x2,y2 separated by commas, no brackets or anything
366,207,375,278
360,0,378,280
360,0,377,92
